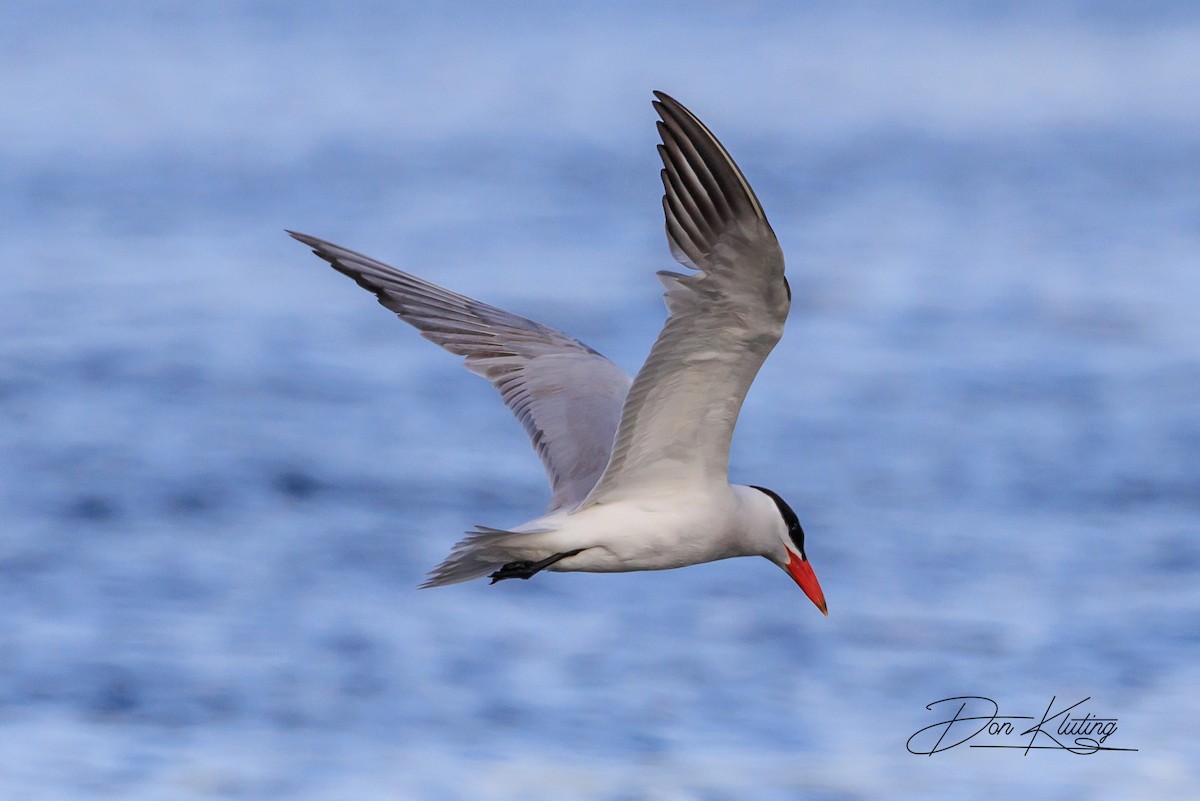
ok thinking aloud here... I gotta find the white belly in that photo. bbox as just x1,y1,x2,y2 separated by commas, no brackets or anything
518,487,749,573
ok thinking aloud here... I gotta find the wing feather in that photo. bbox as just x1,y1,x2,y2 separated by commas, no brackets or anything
583,92,788,504
289,232,631,511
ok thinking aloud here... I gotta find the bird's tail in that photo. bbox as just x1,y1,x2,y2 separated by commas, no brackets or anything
420,526,533,588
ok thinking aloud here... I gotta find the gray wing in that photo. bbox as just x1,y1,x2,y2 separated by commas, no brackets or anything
583,91,789,504
289,232,631,511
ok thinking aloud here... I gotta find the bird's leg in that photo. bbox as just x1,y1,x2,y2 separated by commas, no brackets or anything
489,549,584,584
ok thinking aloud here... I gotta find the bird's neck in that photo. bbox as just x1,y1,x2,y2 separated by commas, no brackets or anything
729,484,788,559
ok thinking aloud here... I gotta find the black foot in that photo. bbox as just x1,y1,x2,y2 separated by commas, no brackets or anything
489,549,584,584
489,561,540,582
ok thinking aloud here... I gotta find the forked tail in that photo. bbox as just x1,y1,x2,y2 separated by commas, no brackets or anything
420,526,530,588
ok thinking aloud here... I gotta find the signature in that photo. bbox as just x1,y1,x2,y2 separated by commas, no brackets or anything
907,696,1138,755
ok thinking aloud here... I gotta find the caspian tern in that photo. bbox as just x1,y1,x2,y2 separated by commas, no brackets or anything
290,91,828,615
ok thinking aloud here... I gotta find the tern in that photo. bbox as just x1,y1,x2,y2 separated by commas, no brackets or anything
290,91,828,615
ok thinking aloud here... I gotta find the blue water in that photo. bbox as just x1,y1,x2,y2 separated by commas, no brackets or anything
2,3,1198,798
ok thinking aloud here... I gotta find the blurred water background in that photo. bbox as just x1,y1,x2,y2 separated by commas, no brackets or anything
2,1,1199,798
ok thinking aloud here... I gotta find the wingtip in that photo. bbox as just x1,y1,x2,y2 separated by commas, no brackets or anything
652,90,686,122
650,92,671,121
651,91,692,124
286,229,318,247
652,90,769,226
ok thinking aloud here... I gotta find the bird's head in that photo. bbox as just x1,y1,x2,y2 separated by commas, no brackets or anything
750,485,827,616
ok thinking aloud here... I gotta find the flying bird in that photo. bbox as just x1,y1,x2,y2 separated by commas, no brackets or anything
290,91,827,615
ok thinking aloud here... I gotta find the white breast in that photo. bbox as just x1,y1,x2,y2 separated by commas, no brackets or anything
521,485,756,573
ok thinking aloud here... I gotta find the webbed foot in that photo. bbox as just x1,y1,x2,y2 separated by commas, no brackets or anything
488,549,584,584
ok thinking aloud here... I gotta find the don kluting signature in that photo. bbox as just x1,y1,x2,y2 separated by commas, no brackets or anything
907,696,1138,755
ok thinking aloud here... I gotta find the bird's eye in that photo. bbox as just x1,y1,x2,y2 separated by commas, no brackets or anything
789,523,805,555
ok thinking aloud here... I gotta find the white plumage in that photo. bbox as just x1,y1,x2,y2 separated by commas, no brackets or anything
291,91,828,615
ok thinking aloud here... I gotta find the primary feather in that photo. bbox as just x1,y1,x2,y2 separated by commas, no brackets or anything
287,231,631,511
582,91,789,505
